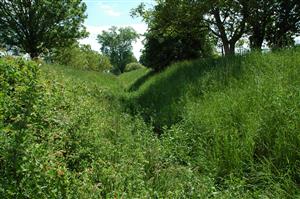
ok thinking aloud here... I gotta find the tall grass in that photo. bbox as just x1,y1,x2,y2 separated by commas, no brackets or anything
125,48,300,197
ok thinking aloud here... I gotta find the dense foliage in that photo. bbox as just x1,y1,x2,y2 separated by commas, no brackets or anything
125,48,300,197
0,58,156,198
97,27,138,74
134,0,300,70
125,62,145,72
49,44,112,72
1,0,300,197
0,0,87,58
265,0,300,49
133,0,213,71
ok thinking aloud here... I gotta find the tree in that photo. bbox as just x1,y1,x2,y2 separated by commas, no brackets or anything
266,0,300,49
204,0,249,55
246,0,300,51
133,0,212,71
0,0,87,59
97,26,139,74
246,0,276,51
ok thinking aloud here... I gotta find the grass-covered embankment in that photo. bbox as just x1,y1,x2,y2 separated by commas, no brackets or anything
124,48,300,197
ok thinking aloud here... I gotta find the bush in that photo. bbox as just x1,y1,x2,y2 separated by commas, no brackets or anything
125,62,145,72
50,44,112,72
0,58,44,197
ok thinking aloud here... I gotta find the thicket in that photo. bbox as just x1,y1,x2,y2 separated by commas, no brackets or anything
125,62,145,72
0,58,205,198
133,1,213,71
49,44,112,72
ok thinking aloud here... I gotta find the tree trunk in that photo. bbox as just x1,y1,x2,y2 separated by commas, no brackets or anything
222,40,231,56
249,32,265,51
223,40,235,56
229,43,235,55
29,51,39,59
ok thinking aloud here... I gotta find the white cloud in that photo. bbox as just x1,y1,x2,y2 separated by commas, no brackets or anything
98,3,121,17
79,23,148,59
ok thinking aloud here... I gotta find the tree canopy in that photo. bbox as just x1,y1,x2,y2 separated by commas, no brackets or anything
204,0,249,55
246,0,300,50
134,0,300,70
0,0,87,58
266,0,300,49
133,0,213,71
97,26,139,74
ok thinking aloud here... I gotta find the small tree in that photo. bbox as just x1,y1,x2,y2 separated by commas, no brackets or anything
97,26,139,73
0,0,87,59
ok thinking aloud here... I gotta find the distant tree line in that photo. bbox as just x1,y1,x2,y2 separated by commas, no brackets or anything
132,0,300,71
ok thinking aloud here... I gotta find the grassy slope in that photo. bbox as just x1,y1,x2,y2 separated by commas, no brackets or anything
3,48,298,198
123,48,300,197
42,64,122,93
118,68,150,91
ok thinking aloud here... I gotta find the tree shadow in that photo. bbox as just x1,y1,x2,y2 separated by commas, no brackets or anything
126,55,245,132
127,70,156,92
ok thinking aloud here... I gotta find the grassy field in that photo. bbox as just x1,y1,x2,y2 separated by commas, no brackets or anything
1,48,300,198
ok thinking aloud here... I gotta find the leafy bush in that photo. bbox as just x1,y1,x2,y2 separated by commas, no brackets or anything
50,44,112,72
2,58,207,198
0,58,45,197
125,62,145,72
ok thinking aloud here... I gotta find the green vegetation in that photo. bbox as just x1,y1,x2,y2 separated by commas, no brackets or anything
1,48,300,198
0,0,300,197
133,0,300,69
125,48,300,197
133,0,213,71
0,0,87,58
49,44,112,72
125,62,145,72
97,26,139,74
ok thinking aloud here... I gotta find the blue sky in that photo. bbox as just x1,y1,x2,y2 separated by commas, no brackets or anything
83,0,154,26
80,0,155,58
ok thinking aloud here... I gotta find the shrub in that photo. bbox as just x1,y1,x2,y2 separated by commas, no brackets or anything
125,62,145,72
50,44,112,72
0,58,43,197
